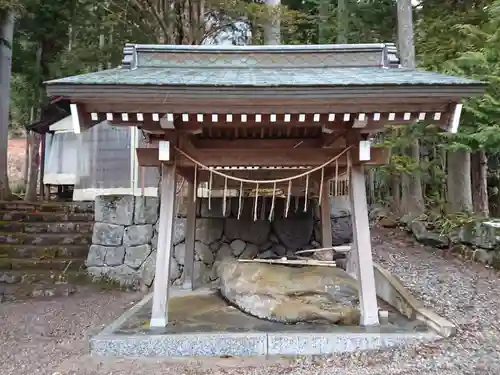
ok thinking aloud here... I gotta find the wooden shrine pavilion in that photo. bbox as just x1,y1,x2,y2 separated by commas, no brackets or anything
45,43,484,328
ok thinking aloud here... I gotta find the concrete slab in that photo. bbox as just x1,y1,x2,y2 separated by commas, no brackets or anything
90,288,440,357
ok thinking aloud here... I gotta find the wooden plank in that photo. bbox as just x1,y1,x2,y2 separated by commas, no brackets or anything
150,163,177,328
348,163,380,326
182,181,197,290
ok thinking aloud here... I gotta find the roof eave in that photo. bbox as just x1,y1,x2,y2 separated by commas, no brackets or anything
46,83,486,102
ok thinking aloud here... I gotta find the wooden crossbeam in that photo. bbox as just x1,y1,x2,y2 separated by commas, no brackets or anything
192,138,322,149
81,99,452,116
136,146,387,168
81,109,451,136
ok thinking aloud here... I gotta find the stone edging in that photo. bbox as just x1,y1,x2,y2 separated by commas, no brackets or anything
90,288,440,357
373,262,456,338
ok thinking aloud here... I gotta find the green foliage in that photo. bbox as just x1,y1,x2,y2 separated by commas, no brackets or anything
0,0,22,12
4,0,500,220
443,1,500,152
430,212,479,236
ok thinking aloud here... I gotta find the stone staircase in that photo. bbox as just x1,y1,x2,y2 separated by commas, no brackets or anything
0,201,94,301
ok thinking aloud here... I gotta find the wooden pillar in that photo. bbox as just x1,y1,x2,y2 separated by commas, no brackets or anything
39,133,46,200
150,162,177,328
182,181,196,290
348,163,380,326
320,183,333,248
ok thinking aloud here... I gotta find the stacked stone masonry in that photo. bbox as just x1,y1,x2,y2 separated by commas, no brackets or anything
87,195,353,289
370,204,500,269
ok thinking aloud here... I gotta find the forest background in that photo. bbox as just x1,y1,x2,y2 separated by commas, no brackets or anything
1,0,500,231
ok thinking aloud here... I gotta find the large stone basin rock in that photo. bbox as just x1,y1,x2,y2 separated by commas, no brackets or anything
216,259,360,325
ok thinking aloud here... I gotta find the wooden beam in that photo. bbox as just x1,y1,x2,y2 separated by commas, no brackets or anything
137,146,388,171
72,105,102,132
182,181,197,290
137,147,352,167
320,184,333,249
182,148,350,167
81,98,453,116
348,163,380,327
137,148,160,167
150,163,177,328
177,116,322,131
192,138,322,149
80,109,450,138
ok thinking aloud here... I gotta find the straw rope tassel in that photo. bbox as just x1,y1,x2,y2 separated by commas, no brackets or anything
285,180,292,218
208,168,213,210
193,165,197,202
237,181,243,220
294,195,299,212
173,145,352,185
253,183,259,221
334,159,339,197
269,182,277,221
222,176,228,216
318,167,324,206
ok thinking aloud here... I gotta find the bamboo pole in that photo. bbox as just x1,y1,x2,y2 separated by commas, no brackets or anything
295,245,352,254
238,258,337,267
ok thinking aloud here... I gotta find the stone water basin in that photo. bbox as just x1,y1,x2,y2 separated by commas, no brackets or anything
116,289,427,335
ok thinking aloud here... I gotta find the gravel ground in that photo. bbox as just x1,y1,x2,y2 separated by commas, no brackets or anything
2,227,500,375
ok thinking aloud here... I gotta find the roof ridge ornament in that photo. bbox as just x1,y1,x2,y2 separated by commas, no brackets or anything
384,43,401,68
121,43,398,70
121,44,137,70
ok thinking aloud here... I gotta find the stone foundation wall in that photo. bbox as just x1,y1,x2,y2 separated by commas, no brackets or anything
370,204,500,268
86,195,352,288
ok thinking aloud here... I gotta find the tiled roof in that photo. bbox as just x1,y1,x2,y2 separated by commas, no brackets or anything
46,66,480,87
45,43,482,88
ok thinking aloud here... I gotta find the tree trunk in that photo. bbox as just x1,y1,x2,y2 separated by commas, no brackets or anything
471,151,489,217
0,10,15,200
407,141,425,214
24,43,43,201
264,0,281,45
391,173,401,213
397,0,424,215
318,0,329,43
367,168,376,205
25,131,41,201
447,150,473,213
336,0,348,43
23,131,29,186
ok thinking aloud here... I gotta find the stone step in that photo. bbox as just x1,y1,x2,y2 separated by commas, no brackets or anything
0,258,86,271
0,232,92,246
0,201,94,214
0,211,94,222
0,244,89,259
0,282,78,302
0,221,94,234
0,270,89,284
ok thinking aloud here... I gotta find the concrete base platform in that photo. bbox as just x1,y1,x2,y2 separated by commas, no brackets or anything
90,288,441,357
